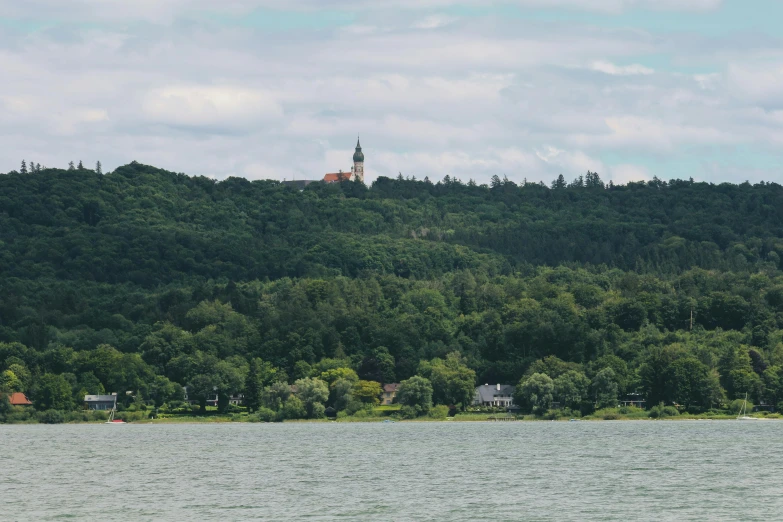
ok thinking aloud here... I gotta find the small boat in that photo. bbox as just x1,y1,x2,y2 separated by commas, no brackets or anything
106,406,126,424
737,393,759,421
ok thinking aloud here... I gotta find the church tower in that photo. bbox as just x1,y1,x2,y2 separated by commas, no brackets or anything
352,137,364,183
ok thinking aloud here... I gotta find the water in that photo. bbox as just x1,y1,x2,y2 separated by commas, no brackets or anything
2,420,782,521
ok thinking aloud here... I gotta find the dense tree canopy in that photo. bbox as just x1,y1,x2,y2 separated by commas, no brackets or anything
2,163,783,419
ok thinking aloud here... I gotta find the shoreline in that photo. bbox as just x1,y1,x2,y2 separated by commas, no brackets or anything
4,413,780,425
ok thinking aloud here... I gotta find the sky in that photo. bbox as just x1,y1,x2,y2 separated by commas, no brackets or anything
1,0,782,186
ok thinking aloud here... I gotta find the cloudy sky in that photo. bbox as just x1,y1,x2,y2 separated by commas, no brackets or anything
1,0,782,185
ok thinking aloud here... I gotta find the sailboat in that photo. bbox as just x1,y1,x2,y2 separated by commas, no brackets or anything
737,393,758,421
106,405,126,424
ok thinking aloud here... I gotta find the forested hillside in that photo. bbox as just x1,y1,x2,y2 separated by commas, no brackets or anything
2,162,783,421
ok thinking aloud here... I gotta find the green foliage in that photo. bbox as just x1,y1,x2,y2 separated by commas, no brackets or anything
35,374,74,411
3,165,783,421
428,404,451,419
397,376,433,414
516,373,554,415
37,409,65,424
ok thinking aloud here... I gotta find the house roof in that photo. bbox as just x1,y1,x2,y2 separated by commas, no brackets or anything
323,172,351,183
84,394,117,403
383,383,400,393
475,384,515,403
8,392,32,406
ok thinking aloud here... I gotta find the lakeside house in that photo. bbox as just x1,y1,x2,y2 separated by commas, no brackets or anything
84,394,117,411
382,383,400,405
7,392,33,406
474,384,515,408
620,393,646,409
182,387,244,406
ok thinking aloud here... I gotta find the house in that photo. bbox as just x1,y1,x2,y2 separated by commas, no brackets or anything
474,384,515,408
282,180,317,190
84,394,117,411
620,393,646,409
381,383,400,405
183,386,218,406
7,392,33,406
323,171,352,183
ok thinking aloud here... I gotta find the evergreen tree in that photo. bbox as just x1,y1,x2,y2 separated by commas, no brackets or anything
68,161,75,171
20,160,27,175
35,163,41,173
244,358,262,413
95,161,102,175
552,174,566,189
490,175,502,189
77,160,84,170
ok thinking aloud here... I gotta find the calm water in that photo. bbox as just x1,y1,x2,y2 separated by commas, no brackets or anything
2,420,782,521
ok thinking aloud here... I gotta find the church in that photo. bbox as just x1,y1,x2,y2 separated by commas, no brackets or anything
282,138,365,189
322,138,365,184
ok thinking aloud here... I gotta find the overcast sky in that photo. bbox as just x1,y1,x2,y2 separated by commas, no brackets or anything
1,0,782,185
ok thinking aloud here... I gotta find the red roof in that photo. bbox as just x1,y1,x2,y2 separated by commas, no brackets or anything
8,392,32,406
383,383,400,393
323,172,351,183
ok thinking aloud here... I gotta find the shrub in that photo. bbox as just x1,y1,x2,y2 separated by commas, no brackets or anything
729,399,753,415
256,407,277,422
38,409,65,424
428,405,450,419
399,405,421,419
648,402,679,418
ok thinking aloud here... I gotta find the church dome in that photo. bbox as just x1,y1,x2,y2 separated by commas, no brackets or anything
353,137,364,163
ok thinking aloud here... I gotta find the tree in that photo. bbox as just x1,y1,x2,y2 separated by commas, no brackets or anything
20,160,27,175
553,370,590,409
95,161,102,175
515,373,554,414
293,377,329,418
263,381,291,411
397,376,433,414
244,358,263,413
68,161,75,170
0,369,22,392
358,347,396,383
353,380,382,405
591,368,619,409
36,374,73,411
423,353,476,409
147,375,183,407
551,174,566,190
77,160,84,170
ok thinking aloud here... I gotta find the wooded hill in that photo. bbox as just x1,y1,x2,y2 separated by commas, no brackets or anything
1,162,783,418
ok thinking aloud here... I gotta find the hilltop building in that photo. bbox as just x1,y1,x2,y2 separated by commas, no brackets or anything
282,137,365,188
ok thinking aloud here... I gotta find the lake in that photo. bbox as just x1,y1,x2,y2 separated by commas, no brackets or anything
2,420,782,521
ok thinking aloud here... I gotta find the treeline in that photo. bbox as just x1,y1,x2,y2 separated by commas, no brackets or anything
1,163,783,421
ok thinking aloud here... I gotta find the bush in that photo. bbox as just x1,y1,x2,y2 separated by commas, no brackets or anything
648,402,679,419
399,405,422,419
256,407,277,422
38,409,65,424
729,399,753,415
428,405,450,419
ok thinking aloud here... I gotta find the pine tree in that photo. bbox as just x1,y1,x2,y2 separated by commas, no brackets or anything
95,161,102,175
36,163,41,173
77,160,84,170
490,174,502,189
68,161,75,171
244,358,262,413
20,160,27,175
552,174,566,190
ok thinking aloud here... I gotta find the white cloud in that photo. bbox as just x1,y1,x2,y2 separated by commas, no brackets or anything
142,86,283,128
609,164,651,184
591,61,654,76
0,0,776,186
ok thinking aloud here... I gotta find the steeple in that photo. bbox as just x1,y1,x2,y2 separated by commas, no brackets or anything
352,135,365,183
353,136,364,163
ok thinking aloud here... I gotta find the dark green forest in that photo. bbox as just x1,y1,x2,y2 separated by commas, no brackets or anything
2,161,783,421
